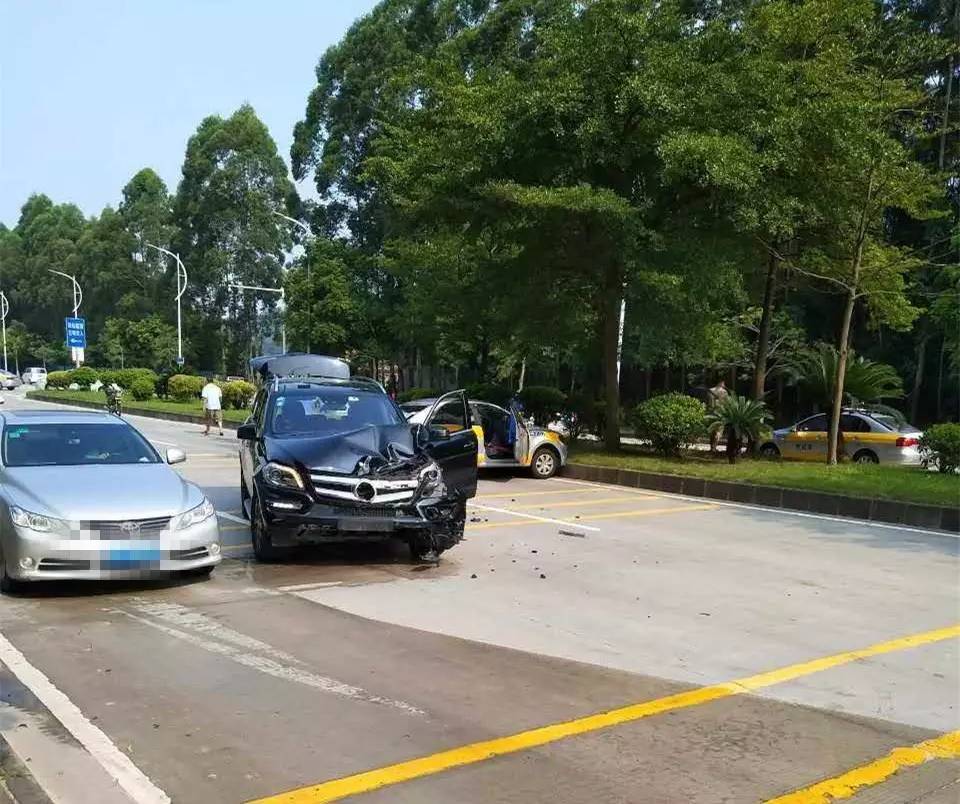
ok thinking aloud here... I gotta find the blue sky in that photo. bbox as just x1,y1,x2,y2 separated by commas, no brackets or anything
0,0,379,226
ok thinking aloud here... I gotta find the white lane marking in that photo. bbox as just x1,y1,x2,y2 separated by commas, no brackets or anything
131,602,298,662
0,631,171,804
116,610,424,716
277,582,343,593
551,477,958,537
467,501,601,532
149,439,177,447
217,511,247,524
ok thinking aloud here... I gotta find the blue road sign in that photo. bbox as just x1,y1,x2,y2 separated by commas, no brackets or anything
175,356,185,366
65,317,86,349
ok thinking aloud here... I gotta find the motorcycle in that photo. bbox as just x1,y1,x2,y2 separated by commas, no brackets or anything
104,385,123,417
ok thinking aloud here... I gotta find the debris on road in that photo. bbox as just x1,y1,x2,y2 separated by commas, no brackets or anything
559,530,585,538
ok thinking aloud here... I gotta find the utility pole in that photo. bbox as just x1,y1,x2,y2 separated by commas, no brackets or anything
144,244,187,366
229,283,286,355
48,269,83,367
272,211,312,353
0,291,9,373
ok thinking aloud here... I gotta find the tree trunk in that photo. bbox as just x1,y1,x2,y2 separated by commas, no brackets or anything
940,52,955,172
910,335,928,425
827,289,857,464
752,251,779,400
726,430,739,464
602,264,621,451
937,338,945,422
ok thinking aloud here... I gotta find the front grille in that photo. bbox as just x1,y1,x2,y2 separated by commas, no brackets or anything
38,558,91,571
171,547,209,561
333,506,402,519
310,473,420,504
85,516,172,539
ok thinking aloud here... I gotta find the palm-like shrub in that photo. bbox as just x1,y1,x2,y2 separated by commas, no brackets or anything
783,343,903,406
706,394,771,464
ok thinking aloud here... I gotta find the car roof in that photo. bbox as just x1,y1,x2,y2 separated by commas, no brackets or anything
0,410,124,426
400,398,437,408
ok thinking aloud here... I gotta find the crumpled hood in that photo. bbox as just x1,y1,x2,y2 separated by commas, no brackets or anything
3,464,201,520
266,424,425,476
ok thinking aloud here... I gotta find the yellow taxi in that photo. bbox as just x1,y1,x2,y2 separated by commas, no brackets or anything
759,409,923,465
401,398,568,478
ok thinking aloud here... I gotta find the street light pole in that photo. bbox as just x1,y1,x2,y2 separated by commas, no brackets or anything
229,283,286,355
48,269,83,367
0,291,9,373
272,211,312,353
144,244,187,366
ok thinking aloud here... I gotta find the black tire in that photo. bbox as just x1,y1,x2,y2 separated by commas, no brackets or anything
0,557,21,595
250,493,286,562
759,443,780,459
853,449,879,465
239,474,251,520
530,447,559,479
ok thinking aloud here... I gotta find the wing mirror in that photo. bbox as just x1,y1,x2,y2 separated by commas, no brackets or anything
236,423,257,441
166,448,186,465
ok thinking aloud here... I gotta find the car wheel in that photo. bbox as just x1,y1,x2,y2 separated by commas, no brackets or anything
853,449,879,465
250,493,285,562
0,556,21,595
531,447,558,479
759,443,780,459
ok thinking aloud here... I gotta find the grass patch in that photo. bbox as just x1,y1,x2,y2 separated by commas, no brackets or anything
26,389,250,423
571,444,959,507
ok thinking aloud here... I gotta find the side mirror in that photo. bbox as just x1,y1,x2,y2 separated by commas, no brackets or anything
166,448,186,465
428,425,451,441
236,423,257,441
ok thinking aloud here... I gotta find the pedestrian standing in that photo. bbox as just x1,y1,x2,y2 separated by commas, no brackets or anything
201,378,224,436
708,378,728,453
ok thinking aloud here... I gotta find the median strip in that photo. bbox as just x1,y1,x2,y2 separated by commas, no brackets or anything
247,623,960,804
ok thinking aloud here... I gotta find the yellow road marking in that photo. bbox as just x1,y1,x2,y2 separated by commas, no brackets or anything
220,543,252,552
509,495,653,510
476,489,609,500
576,504,717,521
247,623,960,804
765,729,960,803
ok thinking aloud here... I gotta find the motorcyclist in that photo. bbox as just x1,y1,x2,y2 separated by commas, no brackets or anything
104,382,123,415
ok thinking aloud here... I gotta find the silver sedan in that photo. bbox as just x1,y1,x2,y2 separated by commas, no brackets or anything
0,410,221,592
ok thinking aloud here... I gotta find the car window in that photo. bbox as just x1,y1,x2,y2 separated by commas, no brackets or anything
870,414,915,432
3,423,160,466
267,387,403,437
429,398,468,432
797,414,828,432
840,414,869,433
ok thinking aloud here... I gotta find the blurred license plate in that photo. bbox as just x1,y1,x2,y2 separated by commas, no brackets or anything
104,548,163,567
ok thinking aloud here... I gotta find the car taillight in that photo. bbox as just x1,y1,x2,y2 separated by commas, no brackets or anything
895,437,918,447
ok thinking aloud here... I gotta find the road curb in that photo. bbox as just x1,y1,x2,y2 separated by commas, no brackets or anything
24,392,240,430
0,735,52,804
562,463,959,533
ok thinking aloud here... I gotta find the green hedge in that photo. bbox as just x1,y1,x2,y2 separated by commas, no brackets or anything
397,387,439,403
46,370,72,389
129,377,156,401
629,393,706,457
920,423,960,474
168,374,204,402
98,368,158,390
223,380,255,410
68,366,99,387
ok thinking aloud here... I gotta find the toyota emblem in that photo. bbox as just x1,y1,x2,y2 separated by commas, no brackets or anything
119,521,141,535
354,481,376,502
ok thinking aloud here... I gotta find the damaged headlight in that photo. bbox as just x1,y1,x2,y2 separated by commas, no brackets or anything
262,462,305,491
418,461,445,497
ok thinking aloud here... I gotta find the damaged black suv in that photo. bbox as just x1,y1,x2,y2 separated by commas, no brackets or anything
238,355,478,562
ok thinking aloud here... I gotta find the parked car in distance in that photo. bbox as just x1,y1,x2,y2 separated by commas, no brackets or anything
21,367,47,385
0,371,22,390
403,397,568,478
0,410,221,592
759,409,923,465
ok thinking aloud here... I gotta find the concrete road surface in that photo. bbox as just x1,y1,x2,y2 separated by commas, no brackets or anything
0,391,957,804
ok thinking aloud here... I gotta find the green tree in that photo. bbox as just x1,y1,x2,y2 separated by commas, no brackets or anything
706,394,771,464
174,105,295,372
99,315,183,372
785,344,905,409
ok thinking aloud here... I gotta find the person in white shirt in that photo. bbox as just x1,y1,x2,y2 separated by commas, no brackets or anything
201,379,224,436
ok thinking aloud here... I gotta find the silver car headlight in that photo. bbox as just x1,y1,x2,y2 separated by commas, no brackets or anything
10,505,68,535
175,498,216,531
262,462,305,491
418,461,445,496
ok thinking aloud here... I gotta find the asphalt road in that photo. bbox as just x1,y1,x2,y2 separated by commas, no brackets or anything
0,390,957,804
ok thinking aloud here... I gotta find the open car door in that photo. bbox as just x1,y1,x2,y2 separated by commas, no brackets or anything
421,390,479,499
510,401,530,465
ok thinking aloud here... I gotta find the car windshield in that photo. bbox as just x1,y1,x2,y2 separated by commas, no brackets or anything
268,387,404,437
871,414,916,432
3,423,160,466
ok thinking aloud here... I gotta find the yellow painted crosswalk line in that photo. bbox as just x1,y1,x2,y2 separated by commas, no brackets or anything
509,495,654,510
765,729,960,803
248,623,960,804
